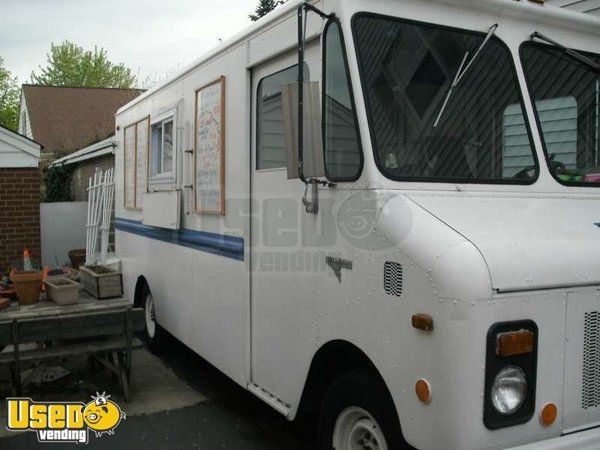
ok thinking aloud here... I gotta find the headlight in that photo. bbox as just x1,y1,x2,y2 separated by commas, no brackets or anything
484,321,538,430
491,366,527,414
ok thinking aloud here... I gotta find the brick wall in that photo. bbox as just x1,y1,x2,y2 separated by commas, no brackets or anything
0,168,41,272
70,155,114,201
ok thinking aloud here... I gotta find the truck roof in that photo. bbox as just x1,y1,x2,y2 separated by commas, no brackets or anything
116,0,600,116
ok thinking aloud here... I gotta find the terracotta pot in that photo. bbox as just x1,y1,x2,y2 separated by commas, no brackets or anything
0,288,16,299
10,271,44,305
68,249,86,270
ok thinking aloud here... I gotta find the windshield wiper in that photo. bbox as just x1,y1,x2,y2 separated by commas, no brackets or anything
530,32,600,73
433,23,498,128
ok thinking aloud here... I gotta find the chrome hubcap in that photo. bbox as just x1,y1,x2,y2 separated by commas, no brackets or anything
144,293,156,339
333,407,387,450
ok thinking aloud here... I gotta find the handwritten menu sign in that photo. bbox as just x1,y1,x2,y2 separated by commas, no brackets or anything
194,77,225,214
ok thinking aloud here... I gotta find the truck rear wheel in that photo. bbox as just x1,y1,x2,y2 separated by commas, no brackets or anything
318,370,409,450
139,284,164,350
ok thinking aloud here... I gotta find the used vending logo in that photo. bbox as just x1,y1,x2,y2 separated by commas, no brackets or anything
6,392,125,444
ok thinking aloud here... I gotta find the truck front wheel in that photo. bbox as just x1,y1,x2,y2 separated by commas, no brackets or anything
318,370,409,450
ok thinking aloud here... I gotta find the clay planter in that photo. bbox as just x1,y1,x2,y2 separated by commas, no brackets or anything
68,249,86,270
0,288,17,300
10,271,44,305
46,267,80,283
44,278,80,306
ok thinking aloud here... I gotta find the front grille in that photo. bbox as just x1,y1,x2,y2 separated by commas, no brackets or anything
582,311,600,409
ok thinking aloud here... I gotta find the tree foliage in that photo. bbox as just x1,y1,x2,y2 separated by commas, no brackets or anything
249,0,285,21
31,40,135,89
0,57,20,131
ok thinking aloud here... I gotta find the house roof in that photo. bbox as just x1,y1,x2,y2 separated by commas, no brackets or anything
21,84,144,155
0,124,42,168
48,135,115,167
0,124,43,153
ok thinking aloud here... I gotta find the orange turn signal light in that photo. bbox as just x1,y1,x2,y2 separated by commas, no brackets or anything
540,403,558,427
496,330,534,357
415,379,431,404
412,314,434,331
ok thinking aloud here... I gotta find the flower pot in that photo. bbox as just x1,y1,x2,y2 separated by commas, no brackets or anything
10,271,44,305
0,288,17,299
46,267,80,283
68,249,87,270
80,265,123,299
44,278,79,306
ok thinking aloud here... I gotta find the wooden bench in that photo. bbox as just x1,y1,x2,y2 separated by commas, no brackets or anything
0,297,144,402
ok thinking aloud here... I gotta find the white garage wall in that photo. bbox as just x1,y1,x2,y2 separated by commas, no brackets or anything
40,202,87,267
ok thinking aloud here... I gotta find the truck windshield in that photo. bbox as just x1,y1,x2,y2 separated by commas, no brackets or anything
352,14,538,183
521,41,600,186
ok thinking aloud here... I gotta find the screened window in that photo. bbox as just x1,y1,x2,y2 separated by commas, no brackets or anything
353,15,537,183
257,65,309,170
323,21,363,181
151,116,174,181
521,42,600,185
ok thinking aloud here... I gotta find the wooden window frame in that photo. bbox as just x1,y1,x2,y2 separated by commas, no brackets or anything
123,116,150,210
193,76,226,215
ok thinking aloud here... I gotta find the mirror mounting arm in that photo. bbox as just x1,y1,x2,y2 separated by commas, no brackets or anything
297,2,334,213
298,1,335,214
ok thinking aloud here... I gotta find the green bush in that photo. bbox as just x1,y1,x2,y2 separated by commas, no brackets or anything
44,165,73,202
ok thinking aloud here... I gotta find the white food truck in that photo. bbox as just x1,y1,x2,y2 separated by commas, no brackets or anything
114,0,600,448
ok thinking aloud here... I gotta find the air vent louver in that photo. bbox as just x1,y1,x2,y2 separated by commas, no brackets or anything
384,261,403,297
582,311,600,409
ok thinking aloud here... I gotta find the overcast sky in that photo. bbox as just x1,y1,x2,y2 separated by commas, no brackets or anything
0,0,259,87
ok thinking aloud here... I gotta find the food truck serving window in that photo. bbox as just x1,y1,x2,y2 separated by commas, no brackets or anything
521,42,600,186
352,14,538,184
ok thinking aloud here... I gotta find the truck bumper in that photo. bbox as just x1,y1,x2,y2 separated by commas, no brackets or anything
508,427,600,449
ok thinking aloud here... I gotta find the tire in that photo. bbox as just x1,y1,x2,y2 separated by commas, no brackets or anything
318,370,410,450
138,283,164,351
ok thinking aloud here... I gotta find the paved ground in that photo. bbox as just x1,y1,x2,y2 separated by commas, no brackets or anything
0,332,314,449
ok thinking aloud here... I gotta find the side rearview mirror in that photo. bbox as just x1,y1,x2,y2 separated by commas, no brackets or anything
282,81,325,181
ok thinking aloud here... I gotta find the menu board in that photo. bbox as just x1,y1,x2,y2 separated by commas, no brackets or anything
124,124,136,209
194,77,225,214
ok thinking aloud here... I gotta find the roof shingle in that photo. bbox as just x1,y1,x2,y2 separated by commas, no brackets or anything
21,84,143,155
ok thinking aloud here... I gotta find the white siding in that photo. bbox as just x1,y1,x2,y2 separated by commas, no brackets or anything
503,104,532,177
18,94,33,139
548,0,600,17
0,126,40,168
503,97,578,176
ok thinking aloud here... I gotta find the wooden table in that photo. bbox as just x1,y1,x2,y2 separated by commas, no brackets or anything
0,291,130,320
0,290,144,401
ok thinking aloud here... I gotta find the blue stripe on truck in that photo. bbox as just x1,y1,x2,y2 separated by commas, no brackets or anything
114,218,245,261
